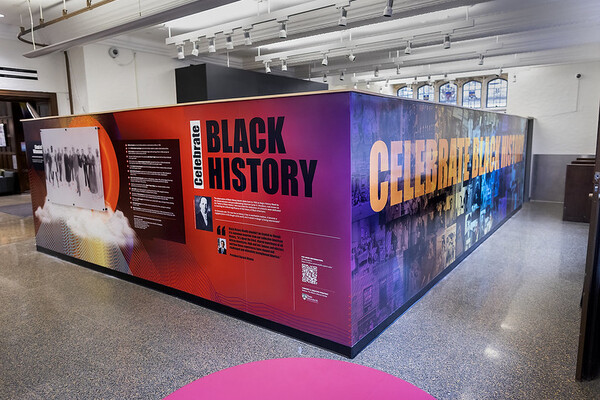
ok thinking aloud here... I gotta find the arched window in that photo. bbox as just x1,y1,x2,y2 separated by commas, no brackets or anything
462,80,482,108
439,83,457,104
417,85,434,101
397,86,413,99
486,78,508,108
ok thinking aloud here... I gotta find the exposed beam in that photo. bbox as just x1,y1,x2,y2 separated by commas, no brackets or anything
23,0,238,58
166,0,353,45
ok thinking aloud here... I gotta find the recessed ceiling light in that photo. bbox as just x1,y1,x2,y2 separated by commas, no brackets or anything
0,14,4,18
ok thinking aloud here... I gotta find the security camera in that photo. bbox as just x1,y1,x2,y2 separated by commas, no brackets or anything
108,47,119,58
576,73,582,79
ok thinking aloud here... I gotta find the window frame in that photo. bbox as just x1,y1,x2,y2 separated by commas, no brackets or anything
397,86,414,99
438,82,458,105
462,80,482,108
417,84,434,101
486,78,508,108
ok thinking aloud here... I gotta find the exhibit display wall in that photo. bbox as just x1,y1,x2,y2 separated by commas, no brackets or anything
23,91,527,356
349,94,527,347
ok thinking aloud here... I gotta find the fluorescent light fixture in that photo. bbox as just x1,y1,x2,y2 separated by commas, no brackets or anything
340,71,345,81
226,35,234,50
208,37,216,53
281,59,288,71
383,0,393,17
244,30,252,46
191,40,200,56
338,7,347,27
348,52,356,62
264,61,271,73
279,21,287,39
321,54,328,66
405,41,412,55
177,44,184,59
443,34,451,49
478,54,484,65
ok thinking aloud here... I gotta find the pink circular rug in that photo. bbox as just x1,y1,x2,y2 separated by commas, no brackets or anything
165,357,436,399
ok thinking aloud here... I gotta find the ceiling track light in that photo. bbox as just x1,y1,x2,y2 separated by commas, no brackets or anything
340,71,345,81
338,7,347,27
443,34,451,49
264,61,271,74
405,41,412,55
281,59,288,71
321,54,328,66
191,40,200,56
396,65,400,75
348,52,356,62
244,30,252,46
478,54,484,65
208,37,216,53
354,83,358,89
383,0,393,17
385,78,389,87
176,43,184,60
323,73,328,83
226,35,234,50
367,81,371,89
279,21,287,39
374,66,379,77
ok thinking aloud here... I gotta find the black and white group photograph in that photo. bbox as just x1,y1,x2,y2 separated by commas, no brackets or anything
41,127,105,211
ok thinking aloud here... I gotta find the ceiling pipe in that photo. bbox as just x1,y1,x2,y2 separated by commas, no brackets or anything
18,0,118,47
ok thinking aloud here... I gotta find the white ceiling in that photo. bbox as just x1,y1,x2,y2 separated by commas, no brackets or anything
1,0,599,84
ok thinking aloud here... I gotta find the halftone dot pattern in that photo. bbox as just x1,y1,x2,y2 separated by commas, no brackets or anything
36,221,130,274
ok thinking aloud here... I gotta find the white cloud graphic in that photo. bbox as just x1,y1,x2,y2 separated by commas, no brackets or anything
35,199,136,247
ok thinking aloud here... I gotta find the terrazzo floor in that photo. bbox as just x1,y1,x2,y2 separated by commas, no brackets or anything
1,193,599,399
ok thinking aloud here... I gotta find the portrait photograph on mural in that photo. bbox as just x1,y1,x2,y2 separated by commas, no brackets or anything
40,127,105,211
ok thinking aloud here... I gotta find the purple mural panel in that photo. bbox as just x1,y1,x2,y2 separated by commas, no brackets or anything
350,93,527,345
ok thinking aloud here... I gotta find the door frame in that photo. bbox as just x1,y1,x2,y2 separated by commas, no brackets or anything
0,89,58,114
0,89,58,192
576,106,600,380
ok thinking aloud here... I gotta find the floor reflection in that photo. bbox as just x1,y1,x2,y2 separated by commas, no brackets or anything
0,194,35,245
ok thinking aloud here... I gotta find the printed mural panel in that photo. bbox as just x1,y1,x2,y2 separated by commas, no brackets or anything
24,91,527,352
25,93,352,346
350,93,527,345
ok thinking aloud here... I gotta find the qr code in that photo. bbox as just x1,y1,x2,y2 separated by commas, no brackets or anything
302,264,317,285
